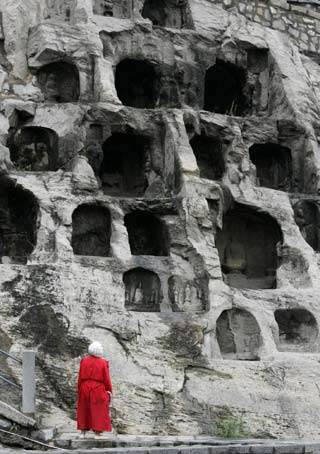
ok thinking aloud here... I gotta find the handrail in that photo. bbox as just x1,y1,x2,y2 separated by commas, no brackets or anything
0,373,22,390
0,349,22,364
0,350,35,414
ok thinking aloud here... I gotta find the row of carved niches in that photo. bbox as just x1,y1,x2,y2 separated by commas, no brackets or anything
123,268,208,312
93,0,132,18
72,206,170,257
0,178,38,264
217,307,319,360
92,0,193,28
7,126,59,172
293,199,320,252
112,52,267,112
215,204,283,290
249,143,293,192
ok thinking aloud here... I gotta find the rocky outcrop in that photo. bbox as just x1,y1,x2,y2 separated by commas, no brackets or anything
0,0,320,440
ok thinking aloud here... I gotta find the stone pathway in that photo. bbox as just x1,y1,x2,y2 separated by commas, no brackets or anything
2,435,320,453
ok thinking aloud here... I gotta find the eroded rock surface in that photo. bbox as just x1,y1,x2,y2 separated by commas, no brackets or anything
0,0,320,440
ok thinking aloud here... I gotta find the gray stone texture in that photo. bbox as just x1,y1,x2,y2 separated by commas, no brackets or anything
0,0,320,442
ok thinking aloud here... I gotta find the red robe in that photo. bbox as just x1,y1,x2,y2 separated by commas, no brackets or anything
77,356,113,431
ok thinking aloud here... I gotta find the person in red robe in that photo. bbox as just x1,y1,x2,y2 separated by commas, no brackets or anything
77,341,113,437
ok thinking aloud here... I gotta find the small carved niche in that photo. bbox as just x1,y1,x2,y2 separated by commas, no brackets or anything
37,61,80,103
71,204,111,257
8,127,59,171
93,0,113,16
0,178,38,264
142,0,193,29
216,308,262,360
275,308,318,351
249,143,292,191
93,0,132,17
124,211,170,256
293,200,320,252
115,59,161,108
168,276,207,312
190,134,225,181
204,60,248,115
123,268,161,312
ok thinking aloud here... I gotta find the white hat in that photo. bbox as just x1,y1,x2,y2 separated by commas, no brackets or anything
88,341,103,357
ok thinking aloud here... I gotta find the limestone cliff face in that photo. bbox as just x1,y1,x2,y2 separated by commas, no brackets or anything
0,0,320,439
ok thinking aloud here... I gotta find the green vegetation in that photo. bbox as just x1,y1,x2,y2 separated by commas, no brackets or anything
216,408,247,438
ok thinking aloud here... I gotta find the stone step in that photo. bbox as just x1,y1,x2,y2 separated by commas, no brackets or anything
0,400,36,428
53,434,265,450
50,435,320,454
2,440,320,454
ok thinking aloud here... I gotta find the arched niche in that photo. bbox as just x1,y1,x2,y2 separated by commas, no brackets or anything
216,204,283,289
123,268,161,311
37,61,80,103
275,308,318,351
142,0,192,29
100,133,149,196
115,59,160,108
0,178,38,264
8,126,59,171
216,308,262,360
204,60,247,115
71,204,111,257
124,211,169,256
293,200,320,252
168,276,207,312
190,134,225,181
249,143,292,191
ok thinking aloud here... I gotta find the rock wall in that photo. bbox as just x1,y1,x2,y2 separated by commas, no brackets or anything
0,0,320,439
212,0,320,58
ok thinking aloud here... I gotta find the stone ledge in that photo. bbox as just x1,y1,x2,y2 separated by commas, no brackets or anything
2,440,320,454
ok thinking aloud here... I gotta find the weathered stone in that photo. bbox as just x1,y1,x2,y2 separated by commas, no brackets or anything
0,0,320,444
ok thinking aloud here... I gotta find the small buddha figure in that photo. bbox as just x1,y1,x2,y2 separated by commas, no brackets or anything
185,284,191,304
34,142,49,171
45,73,60,102
222,238,247,274
133,282,144,305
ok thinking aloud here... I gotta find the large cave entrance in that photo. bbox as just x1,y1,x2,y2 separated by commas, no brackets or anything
190,134,225,180
100,133,149,196
0,179,38,264
115,59,160,108
216,204,283,289
249,143,292,191
204,60,247,115
37,61,80,103
124,211,169,256
72,204,111,257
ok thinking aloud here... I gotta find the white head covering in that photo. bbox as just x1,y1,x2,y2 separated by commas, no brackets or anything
88,341,103,357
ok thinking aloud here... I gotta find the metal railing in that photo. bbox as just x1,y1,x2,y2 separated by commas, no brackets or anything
0,349,36,415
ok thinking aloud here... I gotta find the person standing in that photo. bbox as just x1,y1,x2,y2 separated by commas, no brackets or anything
77,341,112,437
